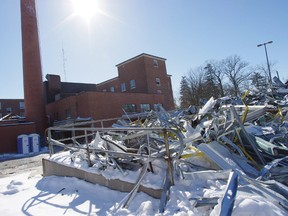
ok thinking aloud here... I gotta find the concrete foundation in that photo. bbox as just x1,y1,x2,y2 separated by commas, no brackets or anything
42,158,162,199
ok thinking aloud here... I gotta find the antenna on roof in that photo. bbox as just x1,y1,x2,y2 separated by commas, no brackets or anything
62,42,67,81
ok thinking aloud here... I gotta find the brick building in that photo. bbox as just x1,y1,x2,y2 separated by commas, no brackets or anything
1,54,175,153
1,1,175,153
0,0,174,153
0,99,25,119
45,53,174,126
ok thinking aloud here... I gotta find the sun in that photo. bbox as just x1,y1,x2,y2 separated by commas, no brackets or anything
72,0,99,22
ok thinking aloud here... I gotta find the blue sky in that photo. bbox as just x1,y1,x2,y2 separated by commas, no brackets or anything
1,0,287,99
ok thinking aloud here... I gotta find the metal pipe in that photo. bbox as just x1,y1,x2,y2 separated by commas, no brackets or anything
164,130,174,185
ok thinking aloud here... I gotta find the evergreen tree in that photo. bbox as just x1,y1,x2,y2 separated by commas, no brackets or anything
179,76,191,108
203,64,220,98
250,72,267,91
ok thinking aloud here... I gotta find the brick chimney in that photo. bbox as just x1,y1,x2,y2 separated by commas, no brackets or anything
20,0,46,136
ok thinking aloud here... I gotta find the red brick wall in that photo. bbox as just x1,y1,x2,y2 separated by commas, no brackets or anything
118,56,148,93
85,92,166,119
117,55,174,110
45,54,175,126
46,96,77,125
143,56,174,109
0,122,36,153
96,54,174,105
46,92,166,124
97,78,120,93
0,99,25,117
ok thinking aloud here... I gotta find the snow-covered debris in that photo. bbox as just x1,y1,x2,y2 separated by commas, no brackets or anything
44,78,288,214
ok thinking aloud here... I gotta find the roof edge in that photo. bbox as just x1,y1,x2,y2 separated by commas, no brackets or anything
96,76,119,86
116,53,166,67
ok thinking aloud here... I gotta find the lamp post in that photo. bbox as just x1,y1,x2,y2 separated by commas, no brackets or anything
257,41,273,86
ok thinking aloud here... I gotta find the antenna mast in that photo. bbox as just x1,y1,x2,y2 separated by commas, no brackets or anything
62,43,67,81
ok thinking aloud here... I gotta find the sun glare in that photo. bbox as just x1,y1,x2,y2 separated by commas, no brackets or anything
72,0,99,21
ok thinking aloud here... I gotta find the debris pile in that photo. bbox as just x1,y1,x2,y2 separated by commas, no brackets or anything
47,77,288,214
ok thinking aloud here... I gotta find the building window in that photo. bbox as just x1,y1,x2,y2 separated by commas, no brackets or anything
153,59,158,68
19,101,25,110
6,107,12,114
130,80,136,89
154,104,163,111
123,104,136,113
156,78,161,86
110,86,115,92
55,94,61,101
140,104,151,112
65,109,71,119
0,113,2,118
54,112,59,121
19,112,25,117
121,83,126,92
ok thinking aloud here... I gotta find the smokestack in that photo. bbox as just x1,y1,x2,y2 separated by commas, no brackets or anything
20,0,46,136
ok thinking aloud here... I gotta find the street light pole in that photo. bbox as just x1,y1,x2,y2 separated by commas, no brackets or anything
257,41,273,87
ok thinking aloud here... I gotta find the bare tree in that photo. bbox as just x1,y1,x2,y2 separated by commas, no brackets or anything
179,67,208,108
205,60,225,97
221,55,250,97
186,67,207,106
256,61,277,85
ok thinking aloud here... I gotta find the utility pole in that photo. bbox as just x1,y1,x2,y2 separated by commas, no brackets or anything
257,41,273,87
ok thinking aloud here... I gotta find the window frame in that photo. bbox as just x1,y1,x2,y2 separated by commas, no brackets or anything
54,112,59,121
19,101,25,110
6,107,12,114
65,108,71,119
154,104,163,111
121,83,126,92
153,59,158,68
140,104,151,112
156,78,161,86
123,104,137,113
130,79,136,89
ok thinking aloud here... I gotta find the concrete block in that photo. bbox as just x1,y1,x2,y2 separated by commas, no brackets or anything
42,158,162,199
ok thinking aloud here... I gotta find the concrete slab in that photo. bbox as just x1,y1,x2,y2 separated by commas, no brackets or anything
42,158,162,199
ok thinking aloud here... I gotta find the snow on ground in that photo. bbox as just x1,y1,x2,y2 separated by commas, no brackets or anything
0,173,153,215
0,160,159,216
1,152,287,215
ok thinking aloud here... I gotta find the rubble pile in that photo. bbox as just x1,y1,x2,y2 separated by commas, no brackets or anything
47,77,288,214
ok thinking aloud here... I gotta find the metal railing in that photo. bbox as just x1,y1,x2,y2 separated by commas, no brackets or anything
47,125,184,184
